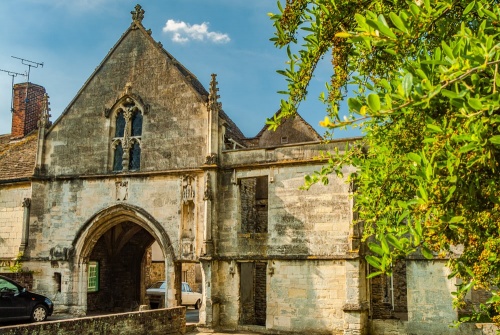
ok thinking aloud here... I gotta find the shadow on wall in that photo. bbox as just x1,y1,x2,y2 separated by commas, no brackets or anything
263,169,352,333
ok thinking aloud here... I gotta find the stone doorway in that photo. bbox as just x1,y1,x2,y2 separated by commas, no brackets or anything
239,262,267,326
72,204,175,315
86,221,156,313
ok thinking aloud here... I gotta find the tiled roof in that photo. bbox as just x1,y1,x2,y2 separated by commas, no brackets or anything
0,132,37,182
220,109,245,142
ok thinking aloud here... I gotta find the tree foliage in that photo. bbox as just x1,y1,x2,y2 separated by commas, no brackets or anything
270,0,500,323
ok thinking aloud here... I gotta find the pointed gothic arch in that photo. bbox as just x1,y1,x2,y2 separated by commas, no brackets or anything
71,204,177,313
106,93,149,172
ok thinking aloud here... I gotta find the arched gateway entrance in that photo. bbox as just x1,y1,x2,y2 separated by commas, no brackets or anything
72,204,176,313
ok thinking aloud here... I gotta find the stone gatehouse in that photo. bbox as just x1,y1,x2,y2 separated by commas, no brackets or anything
0,5,493,335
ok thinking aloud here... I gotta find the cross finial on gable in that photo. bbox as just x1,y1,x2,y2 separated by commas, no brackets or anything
131,4,145,23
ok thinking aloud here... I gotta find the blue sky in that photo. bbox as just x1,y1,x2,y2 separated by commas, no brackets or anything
0,0,358,139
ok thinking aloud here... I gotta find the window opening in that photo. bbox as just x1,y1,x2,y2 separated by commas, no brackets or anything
54,272,62,292
240,176,268,233
88,261,99,292
115,111,125,137
129,141,141,170
131,112,142,136
113,143,124,171
111,97,143,172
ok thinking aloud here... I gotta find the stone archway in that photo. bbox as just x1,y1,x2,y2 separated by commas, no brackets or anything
71,204,176,314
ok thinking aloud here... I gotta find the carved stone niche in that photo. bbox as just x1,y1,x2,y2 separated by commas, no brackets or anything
181,175,196,259
182,176,195,204
116,181,129,201
181,238,194,260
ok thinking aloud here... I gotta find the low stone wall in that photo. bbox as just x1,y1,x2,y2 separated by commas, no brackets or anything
370,320,499,335
0,307,185,335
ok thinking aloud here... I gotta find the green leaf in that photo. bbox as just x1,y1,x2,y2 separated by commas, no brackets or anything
421,246,433,259
445,186,456,203
441,89,460,99
368,242,385,256
402,73,413,98
408,153,421,164
367,271,384,279
389,12,408,33
354,13,366,25
490,136,500,144
347,97,363,112
482,8,498,20
366,255,382,269
367,94,381,112
468,98,482,110
486,295,500,304
409,4,420,16
376,19,397,39
384,48,397,56
379,79,392,91
449,216,464,223
459,143,476,153
426,124,443,133
397,210,410,224
418,184,428,202
377,14,390,28
463,1,475,15
386,234,403,251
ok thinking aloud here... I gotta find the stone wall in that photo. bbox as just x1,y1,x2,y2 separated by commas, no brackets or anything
217,162,354,258
24,172,205,311
0,307,185,335
406,260,461,333
43,27,208,176
0,184,30,260
266,260,347,333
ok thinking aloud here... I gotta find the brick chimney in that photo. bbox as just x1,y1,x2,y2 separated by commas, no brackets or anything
11,82,47,140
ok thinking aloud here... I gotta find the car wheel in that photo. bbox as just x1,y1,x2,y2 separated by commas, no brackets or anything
31,304,48,322
195,299,202,310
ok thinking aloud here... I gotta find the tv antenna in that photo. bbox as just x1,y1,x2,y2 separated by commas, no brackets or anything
12,56,44,111
12,56,43,83
0,69,27,113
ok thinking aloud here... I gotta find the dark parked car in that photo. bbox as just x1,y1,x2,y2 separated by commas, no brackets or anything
0,275,54,322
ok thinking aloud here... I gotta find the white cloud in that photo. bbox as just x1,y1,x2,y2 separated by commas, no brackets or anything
162,19,230,44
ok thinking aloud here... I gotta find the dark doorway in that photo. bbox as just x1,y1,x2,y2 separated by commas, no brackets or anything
86,222,155,313
239,262,267,326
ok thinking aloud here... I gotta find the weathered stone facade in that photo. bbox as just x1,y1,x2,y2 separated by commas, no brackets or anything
0,4,497,335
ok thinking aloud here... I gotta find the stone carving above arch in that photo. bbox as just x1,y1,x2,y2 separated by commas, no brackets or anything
116,181,129,201
104,91,150,118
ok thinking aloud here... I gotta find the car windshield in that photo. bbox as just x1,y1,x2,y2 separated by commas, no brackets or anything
150,281,165,289
0,278,19,293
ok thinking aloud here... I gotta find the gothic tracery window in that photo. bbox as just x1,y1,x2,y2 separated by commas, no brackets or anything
111,97,143,172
